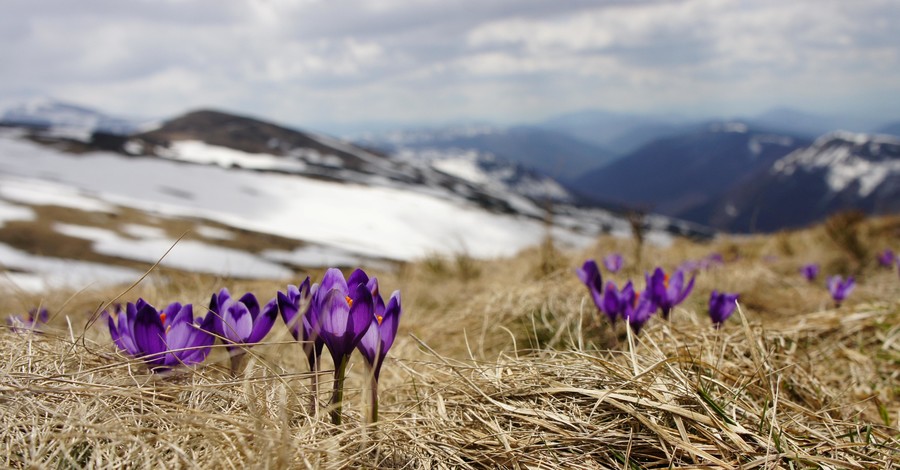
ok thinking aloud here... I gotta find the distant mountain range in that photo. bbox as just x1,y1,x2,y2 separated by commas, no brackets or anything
354,125,617,182
691,132,900,232
0,97,147,139
569,122,809,215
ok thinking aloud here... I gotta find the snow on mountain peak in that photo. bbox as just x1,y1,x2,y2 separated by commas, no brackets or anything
0,98,142,140
772,132,900,197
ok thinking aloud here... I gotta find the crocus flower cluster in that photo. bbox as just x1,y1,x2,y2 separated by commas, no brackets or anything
104,267,402,425
602,281,656,334
576,261,696,334
107,300,216,371
6,307,49,333
282,268,402,424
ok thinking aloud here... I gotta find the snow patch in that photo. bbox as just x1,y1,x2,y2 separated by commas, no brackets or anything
0,242,142,292
194,225,234,240
0,177,117,213
53,223,293,279
0,200,34,227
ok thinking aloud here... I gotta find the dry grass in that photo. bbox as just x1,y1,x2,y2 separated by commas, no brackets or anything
1,216,899,468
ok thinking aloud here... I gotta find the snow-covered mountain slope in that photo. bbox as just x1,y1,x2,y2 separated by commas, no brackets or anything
771,132,900,197
0,108,712,288
0,98,145,140
698,132,900,232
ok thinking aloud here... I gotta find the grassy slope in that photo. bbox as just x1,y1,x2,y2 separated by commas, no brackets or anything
1,215,899,468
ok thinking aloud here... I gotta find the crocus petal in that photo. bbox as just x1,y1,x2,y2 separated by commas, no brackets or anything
380,291,402,356
132,303,167,365
348,283,375,346
222,299,253,343
278,287,301,340
602,282,620,320
165,320,195,365
107,311,126,352
320,268,349,297
356,318,379,366
169,304,194,326
676,273,696,304
348,268,370,290
239,292,261,319
247,298,278,344
319,289,352,361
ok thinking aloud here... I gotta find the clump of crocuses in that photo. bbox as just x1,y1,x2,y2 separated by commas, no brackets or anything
603,280,656,334
208,288,279,374
107,300,216,371
311,268,376,424
827,275,855,307
7,307,49,333
708,291,739,328
577,260,658,335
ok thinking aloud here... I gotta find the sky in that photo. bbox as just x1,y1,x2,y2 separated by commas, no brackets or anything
2,0,899,134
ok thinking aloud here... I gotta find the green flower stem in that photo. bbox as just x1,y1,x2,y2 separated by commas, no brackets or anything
369,377,379,424
310,359,319,416
331,356,349,425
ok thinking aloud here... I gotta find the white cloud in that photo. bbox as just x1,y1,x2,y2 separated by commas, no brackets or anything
1,0,898,127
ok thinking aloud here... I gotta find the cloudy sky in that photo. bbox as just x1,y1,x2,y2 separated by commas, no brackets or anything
2,0,899,133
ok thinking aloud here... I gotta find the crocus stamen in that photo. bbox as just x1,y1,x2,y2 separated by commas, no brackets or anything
376,314,384,325
345,296,353,307
159,313,167,324
663,274,670,288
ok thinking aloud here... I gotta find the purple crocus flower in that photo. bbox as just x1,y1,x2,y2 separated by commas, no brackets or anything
827,275,855,307
313,268,375,424
603,254,624,273
209,288,279,348
619,283,657,335
601,281,624,323
7,307,49,333
357,284,402,423
107,300,215,371
575,260,604,314
800,264,819,282
708,290,739,328
209,288,279,373
877,249,895,268
647,267,695,320
356,282,401,381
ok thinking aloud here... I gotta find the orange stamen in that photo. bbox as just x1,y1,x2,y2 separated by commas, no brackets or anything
345,296,353,307
663,274,670,288
159,313,167,324
633,291,641,307
376,314,384,325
